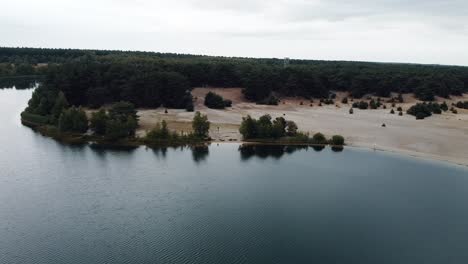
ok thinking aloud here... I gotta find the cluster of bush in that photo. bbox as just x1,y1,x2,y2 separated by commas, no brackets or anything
204,92,232,109
144,112,210,145
387,94,404,104
406,102,449,119
320,98,335,105
239,114,345,145
351,98,383,110
352,101,369,110
455,101,468,109
389,107,404,116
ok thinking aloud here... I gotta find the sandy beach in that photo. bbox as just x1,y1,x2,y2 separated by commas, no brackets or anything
135,88,468,166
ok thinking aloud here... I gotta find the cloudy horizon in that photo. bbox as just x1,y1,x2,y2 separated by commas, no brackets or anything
2,0,468,66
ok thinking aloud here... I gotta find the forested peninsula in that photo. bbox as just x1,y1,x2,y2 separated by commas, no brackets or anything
2,47,467,147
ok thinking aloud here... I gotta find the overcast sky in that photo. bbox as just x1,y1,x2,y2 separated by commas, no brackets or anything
2,0,468,65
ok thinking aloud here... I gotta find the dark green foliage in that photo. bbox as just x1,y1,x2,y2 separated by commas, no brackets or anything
455,101,468,109
330,135,345,146
397,106,403,112
407,102,445,119
311,133,328,145
108,101,138,122
20,111,49,125
239,115,298,140
397,93,404,103
370,99,378,109
257,94,279,105
105,117,137,140
341,97,348,104
147,120,171,140
90,109,108,135
322,98,334,105
353,101,369,109
51,91,69,123
286,120,298,136
204,92,232,109
89,102,138,139
239,115,257,139
192,111,210,138
7,47,468,115
390,109,395,114
440,101,449,111
105,102,138,139
2,47,468,103
349,108,354,114
58,107,88,133
399,111,403,116
144,120,202,145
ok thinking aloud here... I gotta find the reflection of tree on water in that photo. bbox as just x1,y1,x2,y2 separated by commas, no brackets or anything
151,146,168,158
331,146,344,152
239,144,309,161
191,146,209,164
145,145,210,163
90,143,138,153
312,145,325,152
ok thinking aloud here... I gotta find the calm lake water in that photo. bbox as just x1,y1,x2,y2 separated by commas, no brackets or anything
1,87,468,264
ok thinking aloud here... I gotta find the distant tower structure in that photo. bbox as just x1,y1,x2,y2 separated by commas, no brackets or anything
283,57,290,68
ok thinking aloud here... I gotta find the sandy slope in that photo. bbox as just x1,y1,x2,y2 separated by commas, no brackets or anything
137,88,468,166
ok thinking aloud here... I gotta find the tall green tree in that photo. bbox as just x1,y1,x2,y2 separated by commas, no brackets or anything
192,111,210,138
58,107,88,133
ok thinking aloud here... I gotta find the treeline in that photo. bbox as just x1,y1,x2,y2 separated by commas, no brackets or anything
0,63,46,77
4,47,468,109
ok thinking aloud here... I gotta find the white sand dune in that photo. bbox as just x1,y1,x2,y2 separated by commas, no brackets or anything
137,88,468,166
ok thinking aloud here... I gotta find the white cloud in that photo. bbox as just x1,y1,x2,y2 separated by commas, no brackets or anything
1,0,468,65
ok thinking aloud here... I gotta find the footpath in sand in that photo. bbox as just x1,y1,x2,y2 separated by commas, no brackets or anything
137,88,468,166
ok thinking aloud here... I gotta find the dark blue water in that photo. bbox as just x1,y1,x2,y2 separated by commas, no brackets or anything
1,88,468,264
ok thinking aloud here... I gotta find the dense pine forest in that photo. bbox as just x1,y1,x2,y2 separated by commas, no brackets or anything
2,47,468,113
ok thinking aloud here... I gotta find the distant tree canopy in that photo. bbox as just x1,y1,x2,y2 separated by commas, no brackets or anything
4,47,468,110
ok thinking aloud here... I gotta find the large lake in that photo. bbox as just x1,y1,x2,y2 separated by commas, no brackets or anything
1,87,468,264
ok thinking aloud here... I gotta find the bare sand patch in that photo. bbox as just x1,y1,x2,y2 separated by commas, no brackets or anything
131,88,468,166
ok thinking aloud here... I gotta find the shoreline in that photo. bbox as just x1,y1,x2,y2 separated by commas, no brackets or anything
346,143,468,168
22,117,468,168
